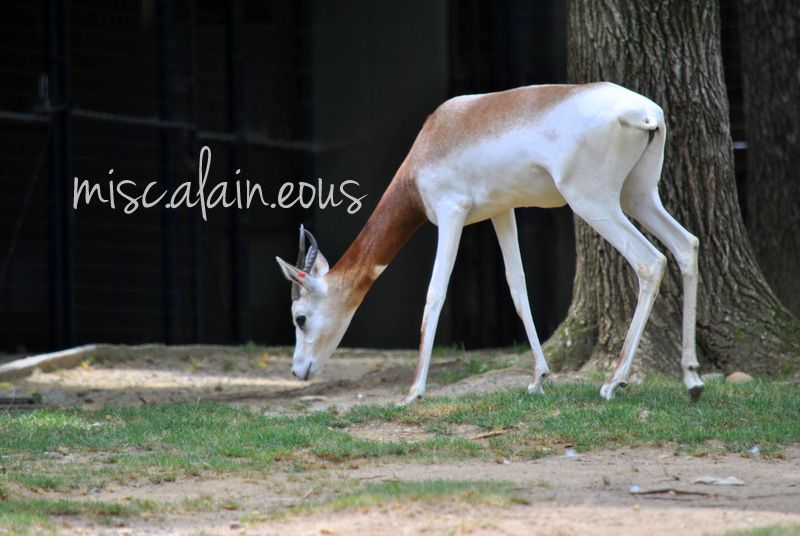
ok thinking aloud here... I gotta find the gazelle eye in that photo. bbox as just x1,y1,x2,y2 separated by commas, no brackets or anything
296,315,307,329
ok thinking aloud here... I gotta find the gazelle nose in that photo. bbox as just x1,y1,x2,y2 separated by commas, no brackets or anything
292,362,313,381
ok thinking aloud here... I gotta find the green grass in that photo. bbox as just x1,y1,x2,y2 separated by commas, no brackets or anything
1,377,799,531
283,479,528,518
0,498,157,535
344,377,800,456
2,379,798,481
726,525,800,536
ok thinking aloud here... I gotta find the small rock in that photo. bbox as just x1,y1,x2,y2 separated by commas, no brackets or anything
564,448,578,458
629,484,641,494
726,371,753,383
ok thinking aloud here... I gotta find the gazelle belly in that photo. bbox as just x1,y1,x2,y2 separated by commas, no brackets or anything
417,128,567,226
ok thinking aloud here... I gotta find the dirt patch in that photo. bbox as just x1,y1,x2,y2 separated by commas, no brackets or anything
348,421,436,442
3,344,534,412
3,345,428,410
346,446,800,514
347,421,492,443
34,446,800,535
264,504,800,536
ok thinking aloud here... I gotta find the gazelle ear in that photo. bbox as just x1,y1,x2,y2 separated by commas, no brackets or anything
276,256,322,297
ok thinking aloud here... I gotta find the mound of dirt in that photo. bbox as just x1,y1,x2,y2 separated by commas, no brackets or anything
3,344,535,412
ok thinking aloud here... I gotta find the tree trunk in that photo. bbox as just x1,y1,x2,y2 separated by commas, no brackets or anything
545,0,800,377
738,0,800,318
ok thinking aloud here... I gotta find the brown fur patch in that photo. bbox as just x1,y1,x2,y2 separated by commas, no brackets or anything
412,84,589,164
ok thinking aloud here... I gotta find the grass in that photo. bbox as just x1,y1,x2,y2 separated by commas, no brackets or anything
1,377,799,531
282,479,528,519
0,498,158,535
726,525,800,536
2,378,798,480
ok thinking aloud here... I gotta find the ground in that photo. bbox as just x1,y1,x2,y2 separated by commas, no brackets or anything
3,345,800,535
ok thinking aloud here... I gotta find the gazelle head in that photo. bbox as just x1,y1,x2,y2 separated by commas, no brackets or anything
275,226,355,381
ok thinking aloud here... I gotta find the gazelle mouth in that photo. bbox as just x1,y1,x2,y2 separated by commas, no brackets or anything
302,363,312,381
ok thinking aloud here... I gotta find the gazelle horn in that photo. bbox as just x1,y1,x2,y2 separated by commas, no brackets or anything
291,225,307,300
302,228,319,272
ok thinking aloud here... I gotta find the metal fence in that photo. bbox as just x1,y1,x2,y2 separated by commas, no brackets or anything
0,0,747,355
0,0,310,352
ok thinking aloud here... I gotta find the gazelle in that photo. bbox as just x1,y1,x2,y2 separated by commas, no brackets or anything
276,82,704,405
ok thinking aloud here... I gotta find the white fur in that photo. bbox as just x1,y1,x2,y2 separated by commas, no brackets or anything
372,264,387,278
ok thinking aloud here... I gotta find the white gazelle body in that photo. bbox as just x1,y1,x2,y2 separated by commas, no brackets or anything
277,82,704,404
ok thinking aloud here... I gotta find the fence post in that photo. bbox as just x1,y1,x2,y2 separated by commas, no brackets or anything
159,0,179,344
228,0,248,343
47,0,74,348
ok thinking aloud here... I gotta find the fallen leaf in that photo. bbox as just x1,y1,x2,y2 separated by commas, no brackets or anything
470,429,508,440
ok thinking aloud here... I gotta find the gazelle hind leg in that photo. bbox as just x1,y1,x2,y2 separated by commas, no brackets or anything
491,209,550,394
400,210,467,406
567,198,667,400
623,189,703,400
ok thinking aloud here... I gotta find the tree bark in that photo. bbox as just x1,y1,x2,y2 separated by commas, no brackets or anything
738,0,800,318
545,0,800,377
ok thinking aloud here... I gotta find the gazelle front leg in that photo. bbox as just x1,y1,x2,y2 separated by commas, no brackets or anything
491,209,550,394
400,210,467,406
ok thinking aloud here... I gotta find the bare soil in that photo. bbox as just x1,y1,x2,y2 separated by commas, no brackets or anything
5,345,800,535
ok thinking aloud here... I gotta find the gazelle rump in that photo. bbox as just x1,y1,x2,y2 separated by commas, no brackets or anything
277,81,703,403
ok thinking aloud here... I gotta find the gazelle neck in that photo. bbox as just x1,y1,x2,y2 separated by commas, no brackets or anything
328,164,428,306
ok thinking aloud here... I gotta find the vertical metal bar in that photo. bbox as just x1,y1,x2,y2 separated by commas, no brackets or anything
299,0,315,229
228,0,248,343
47,0,62,349
159,0,179,344
188,0,203,342
47,0,74,348
62,1,74,348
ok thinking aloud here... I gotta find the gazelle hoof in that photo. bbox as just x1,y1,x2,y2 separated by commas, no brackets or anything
688,384,704,402
684,371,705,402
600,382,617,400
527,383,544,395
527,371,549,394
398,390,423,407
600,379,628,400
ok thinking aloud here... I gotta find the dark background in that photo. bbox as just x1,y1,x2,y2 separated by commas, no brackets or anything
0,0,746,354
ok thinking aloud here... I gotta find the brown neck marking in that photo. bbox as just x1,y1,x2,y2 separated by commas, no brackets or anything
328,163,428,307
